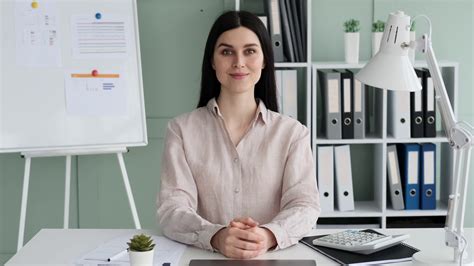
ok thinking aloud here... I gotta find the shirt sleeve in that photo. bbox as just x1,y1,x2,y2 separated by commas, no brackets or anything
260,125,321,250
157,120,225,251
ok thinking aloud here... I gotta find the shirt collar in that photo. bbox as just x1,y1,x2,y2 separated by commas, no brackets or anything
206,98,268,124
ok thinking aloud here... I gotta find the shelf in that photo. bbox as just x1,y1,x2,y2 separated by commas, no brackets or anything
412,60,459,68
386,131,448,143
315,136,384,145
275,62,310,68
312,60,458,69
385,201,448,217
312,61,369,69
319,201,382,218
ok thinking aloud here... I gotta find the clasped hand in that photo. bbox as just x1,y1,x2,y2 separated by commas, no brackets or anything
210,217,277,259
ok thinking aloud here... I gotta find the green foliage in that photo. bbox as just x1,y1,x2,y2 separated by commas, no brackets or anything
343,19,360,33
410,21,416,31
372,20,385,32
127,234,156,252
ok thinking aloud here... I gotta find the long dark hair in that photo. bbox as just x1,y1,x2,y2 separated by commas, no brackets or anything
197,10,279,112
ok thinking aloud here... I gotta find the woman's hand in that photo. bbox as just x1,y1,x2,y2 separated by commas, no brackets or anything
210,222,265,259
230,217,277,256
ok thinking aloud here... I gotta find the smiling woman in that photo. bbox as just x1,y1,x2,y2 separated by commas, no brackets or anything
157,10,320,260
212,27,265,96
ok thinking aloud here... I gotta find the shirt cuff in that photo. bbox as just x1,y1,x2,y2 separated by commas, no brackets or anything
197,224,226,252
260,223,291,250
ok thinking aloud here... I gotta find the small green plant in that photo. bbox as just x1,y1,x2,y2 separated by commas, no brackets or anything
343,19,360,32
127,234,155,252
410,21,416,31
372,20,385,32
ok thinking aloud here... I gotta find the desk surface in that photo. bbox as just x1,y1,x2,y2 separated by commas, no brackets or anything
6,228,474,265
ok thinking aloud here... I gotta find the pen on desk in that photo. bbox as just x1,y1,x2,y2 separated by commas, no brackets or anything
107,249,128,261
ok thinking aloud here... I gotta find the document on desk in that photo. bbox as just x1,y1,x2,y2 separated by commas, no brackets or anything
75,234,186,265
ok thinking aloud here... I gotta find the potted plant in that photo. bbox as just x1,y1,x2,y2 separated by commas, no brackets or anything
372,20,385,56
127,234,155,266
408,21,416,64
343,19,360,64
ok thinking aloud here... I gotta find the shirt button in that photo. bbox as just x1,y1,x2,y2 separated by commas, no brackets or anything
234,188,240,193
233,157,239,163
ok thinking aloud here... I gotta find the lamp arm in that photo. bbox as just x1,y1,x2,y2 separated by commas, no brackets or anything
422,34,457,131
421,34,474,262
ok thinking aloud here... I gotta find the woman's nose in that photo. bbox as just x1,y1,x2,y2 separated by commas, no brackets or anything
232,54,245,68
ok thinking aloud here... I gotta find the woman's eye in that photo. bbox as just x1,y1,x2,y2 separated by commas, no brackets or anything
246,49,256,55
222,49,233,55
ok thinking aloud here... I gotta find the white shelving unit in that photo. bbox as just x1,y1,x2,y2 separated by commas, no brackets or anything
232,0,457,229
234,0,313,128
311,61,458,229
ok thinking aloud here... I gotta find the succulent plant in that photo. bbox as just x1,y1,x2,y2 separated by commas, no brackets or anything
127,234,156,252
343,19,360,33
372,20,385,32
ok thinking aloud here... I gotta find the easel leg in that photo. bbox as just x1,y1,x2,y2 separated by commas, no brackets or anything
64,155,72,229
116,152,141,229
17,157,31,251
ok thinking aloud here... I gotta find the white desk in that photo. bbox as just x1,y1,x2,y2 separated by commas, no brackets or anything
6,228,474,265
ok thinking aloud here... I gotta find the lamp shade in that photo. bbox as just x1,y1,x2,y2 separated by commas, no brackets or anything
355,11,421,92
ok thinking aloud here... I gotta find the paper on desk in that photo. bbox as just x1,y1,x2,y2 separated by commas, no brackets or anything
75,234,186,266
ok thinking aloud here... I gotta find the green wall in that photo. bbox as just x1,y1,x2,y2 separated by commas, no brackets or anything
1,0,473,263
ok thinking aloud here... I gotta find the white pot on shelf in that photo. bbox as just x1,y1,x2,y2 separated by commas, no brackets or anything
129,249,154,266
344,32,360,64
372,32,383,56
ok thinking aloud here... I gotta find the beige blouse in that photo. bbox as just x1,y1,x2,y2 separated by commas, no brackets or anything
157,98,320,251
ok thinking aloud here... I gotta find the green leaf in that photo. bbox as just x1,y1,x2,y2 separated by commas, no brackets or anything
372,20,385,32
127,234,156,252
344,19,360,33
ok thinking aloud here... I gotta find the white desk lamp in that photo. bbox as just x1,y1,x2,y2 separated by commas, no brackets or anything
356,11,473,265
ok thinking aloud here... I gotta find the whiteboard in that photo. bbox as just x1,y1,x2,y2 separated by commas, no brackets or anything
0,0,147,153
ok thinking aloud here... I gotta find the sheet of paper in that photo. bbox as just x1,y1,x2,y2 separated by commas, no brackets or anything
15,0,61,67
71,13,131,59
64,70,128,116
75,234,186,266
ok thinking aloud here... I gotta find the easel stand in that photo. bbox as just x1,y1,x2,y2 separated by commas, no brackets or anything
17,147,141,251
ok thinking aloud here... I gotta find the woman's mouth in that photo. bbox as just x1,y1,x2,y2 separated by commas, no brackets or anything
229,73,249,80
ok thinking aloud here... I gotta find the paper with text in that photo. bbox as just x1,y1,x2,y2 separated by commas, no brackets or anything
65,70,128,116
75,234,186,266
15,0,61,67
72,13,131,59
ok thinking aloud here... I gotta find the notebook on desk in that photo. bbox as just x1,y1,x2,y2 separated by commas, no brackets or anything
299,229,419,265
189,260,316,266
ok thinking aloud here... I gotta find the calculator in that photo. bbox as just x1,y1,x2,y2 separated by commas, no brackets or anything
312,230,410,255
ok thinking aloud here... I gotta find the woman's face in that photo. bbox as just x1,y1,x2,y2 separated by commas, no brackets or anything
212,26,265,96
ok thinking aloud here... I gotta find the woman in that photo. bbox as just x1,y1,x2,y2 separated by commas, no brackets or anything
157,10,320,259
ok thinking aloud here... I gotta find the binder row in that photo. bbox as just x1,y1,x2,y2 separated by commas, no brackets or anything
386,143,437,210
318,69,366,139
317,145,355,213
264,0,307,62
389,68,436,139
275,70,298,119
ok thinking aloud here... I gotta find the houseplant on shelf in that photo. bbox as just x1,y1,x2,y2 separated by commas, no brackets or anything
127,234,156,266
372,20,385,56
343,18,360,63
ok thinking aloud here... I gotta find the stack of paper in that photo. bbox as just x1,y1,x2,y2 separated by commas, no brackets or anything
75,234,186,265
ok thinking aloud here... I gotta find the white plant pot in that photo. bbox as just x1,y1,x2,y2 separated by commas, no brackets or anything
408,31,416,64
129,250,154,266
372,32,383,56
344,32,359,64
